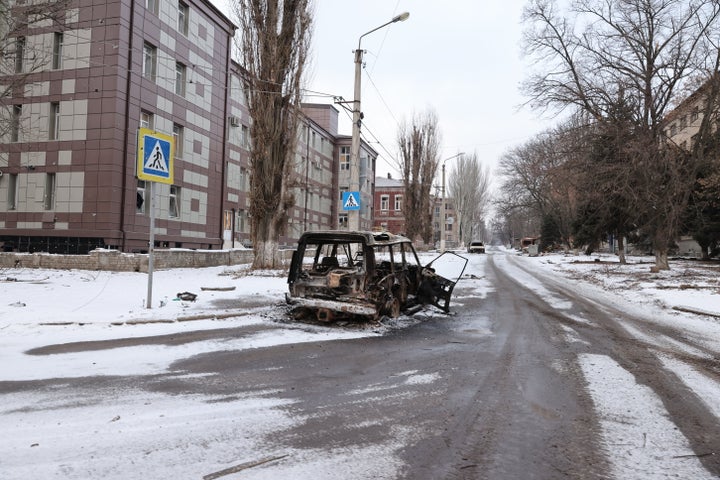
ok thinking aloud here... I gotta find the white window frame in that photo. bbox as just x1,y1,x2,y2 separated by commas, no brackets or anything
49,102,60,140
44,173,56,210
169,185,180,218
53,32,63,69
143,42,157,81
173,123,184,158
136,179,148,214
394,194,403,211
241,124,249,148
146,0,158,14
340,146,350,170
140,110,154,129
175,62,186,96
380,194,389,211
178,1,189,35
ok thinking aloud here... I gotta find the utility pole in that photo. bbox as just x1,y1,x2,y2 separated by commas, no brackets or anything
348,12,409,231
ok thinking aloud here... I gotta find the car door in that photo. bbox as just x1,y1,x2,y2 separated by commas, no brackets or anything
418,251,468,312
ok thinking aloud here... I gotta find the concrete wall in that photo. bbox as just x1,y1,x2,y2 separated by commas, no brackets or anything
0,249,294,272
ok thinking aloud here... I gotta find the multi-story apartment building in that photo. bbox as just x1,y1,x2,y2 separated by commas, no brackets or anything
373,173,405,234
0,0,236,253
335,136,376,232
0,0,377,253
433,195,460,249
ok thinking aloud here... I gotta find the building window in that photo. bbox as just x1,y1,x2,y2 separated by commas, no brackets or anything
669,123,677,137
15,36,25,73
691,106,700,122
169,185,180,218
173,123,184,158
240,168,247,190
49,102,60,140
136,179,148,214
44,173,56,210
178,1,189,35
7,174,18,210
340,146,350,170
175,62,186,96
394,195,403,211
679,115,687,129
11,105,22,142
339,213,348,228
146,0,158,14
143,42,157,81
380,194,389,211
140,110,153,129
241,124,249,148
52,32,63,69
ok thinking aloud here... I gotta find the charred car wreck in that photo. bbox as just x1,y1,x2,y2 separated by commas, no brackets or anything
286,231,467,322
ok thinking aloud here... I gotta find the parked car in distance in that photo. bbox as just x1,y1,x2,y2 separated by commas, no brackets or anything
286,230,467,322
467,241,485,254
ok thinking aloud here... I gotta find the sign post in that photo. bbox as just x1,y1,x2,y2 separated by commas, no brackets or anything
137,128,175,308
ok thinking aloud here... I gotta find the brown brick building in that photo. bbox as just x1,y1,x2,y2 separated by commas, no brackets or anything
373,174,405,234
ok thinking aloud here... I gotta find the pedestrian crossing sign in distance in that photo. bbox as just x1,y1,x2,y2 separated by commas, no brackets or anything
137,128,174,184
342,191,361,211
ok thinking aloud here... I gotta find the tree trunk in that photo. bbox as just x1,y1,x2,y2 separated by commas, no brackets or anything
253,238,281,269
617,236,626,264
654,249,670,271
252,216,282,269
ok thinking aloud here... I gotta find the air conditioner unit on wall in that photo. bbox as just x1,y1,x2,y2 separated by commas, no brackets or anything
228,116,240,127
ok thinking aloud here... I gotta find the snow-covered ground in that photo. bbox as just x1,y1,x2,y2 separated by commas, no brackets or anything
1,251,719,478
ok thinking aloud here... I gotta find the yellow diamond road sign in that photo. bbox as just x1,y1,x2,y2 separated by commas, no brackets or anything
137,128,174,184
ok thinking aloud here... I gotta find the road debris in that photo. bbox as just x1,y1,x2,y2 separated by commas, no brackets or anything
175,291,197,301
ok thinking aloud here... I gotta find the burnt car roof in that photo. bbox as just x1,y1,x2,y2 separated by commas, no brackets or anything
297,230,413,247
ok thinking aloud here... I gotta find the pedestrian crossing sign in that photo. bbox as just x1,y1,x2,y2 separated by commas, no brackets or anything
342,191,361,211
137,128,174,184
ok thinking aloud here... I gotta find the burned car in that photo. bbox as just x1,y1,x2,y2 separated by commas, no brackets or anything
286,230,467,322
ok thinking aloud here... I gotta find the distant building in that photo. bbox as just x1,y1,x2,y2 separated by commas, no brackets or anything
433,195,460,249
373,174,405,234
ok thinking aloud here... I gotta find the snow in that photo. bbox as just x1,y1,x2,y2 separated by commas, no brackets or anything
579,354,716,479
2,251,720,478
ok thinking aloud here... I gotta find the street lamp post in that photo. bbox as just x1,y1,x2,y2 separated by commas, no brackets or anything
349,12,409,231
440,152,464,252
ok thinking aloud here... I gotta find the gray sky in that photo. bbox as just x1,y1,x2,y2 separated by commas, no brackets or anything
214,0,547,180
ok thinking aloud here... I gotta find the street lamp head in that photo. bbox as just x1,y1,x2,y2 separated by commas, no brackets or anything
442,152,465,166
358,12,411,50
392,12,410,23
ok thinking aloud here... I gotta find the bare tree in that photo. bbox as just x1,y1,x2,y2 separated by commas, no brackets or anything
522,0,720,269
231,0,312,268
1,0,70,140
447,152,491,246
497,122,582,251
396,109,441,243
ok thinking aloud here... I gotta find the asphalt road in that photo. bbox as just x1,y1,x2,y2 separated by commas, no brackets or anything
3,249,719,479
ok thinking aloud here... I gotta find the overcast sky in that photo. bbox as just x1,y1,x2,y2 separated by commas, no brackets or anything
213,1,548,181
